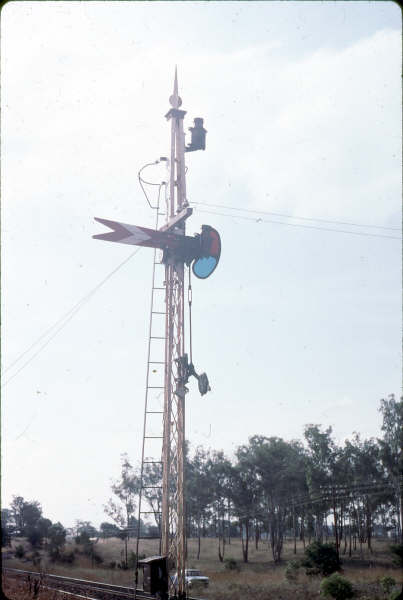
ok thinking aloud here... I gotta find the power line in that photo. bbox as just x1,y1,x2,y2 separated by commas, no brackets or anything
2,247,142,388
190,201,401,232
193,208,401,240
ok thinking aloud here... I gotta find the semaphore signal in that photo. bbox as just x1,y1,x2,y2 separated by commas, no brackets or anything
93,68,220,600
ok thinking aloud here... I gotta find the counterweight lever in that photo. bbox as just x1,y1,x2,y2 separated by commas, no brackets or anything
176,354,211,396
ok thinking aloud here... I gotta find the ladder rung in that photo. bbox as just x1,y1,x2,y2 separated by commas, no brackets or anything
143,461,163,463
143,485,162,488
148,386,164,389
150,336,166,339
145,436,163,439
146,411,164,414
138,536,161,540
153,287,165,290
149,361,165,364
152,311,166,314
140,511,162,514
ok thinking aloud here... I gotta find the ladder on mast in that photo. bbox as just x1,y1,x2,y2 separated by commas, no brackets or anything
135,195,166,565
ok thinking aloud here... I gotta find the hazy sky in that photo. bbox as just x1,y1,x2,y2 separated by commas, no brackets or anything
1,1,401,529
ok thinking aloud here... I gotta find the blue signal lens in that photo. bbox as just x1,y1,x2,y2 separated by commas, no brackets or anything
192,256,217,279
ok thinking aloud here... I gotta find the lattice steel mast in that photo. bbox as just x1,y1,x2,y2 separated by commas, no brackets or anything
161,68,188,599
94,68,218,600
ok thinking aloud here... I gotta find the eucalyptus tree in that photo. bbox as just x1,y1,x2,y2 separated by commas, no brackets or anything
304,425,337,543
339,434,386,555
237,435,307,562
229,444,261,563
378,394,403,542
104,453,140,567
186,446,212,559
205,449,233,562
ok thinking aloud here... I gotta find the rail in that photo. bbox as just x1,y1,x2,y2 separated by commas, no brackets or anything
2,567,205,600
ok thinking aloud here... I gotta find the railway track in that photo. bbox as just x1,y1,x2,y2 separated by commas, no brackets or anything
3,567,151,599
2,567,204,600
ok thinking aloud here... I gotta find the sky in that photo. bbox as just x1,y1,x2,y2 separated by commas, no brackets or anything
1,1,401,530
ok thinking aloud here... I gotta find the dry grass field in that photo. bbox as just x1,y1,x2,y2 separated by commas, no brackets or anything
2,536,402,599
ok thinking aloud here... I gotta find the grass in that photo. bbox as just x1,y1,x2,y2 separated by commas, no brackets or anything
3,537,402,599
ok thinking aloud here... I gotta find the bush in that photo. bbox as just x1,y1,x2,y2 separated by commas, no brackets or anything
27,527,44,549
390,544,403,569
303,541,340,576
29,550,41,567
320,573,354,600
93,552,103,565
285,559,300,582
48,546,61,562
15,544,25,558
380,576,396,595
389,590,403,600
109,561,117,569
128,551,137,568
224,557,239,571
59,550,75,564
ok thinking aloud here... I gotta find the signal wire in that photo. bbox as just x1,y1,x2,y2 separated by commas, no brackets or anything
3,175,167,387
138,159,167,209
2,247,142,388
190,201,401,232
193,208,401,240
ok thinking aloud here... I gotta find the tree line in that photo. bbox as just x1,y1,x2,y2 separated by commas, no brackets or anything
2,394,401,568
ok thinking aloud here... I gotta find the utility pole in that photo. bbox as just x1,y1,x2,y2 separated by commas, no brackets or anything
161,68,189,600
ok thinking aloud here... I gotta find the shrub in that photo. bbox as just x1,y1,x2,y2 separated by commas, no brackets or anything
31,550,41,567
390,544,403,569
27,527,43,549
224,557,239,571
379,576,396,595
303,541,340,576
48,546,61,562
59,550,75,564
93,552,103,565
320,573,354,600
128,551,137,568
15,544,25,559
389,590,402,600
285,559,300,582
109,561,117,569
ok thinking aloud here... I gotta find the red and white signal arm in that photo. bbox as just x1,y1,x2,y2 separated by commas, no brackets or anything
192,225,221,279
93,217,221,280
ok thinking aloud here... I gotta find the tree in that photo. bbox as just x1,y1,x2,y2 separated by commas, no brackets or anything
74,520,98,541
142,462,163,549
229,443,262,563
320,573,354,599
10,496,42,536
186,447,213,560
37,517,52,541
206,450,233,562
104,454,140,568
235,435,307,562
48,522,66,560
303,541,340,576
26,526,44,548
304,425,337,545
100,522,121,538
378,395,403,542
1,509,13,546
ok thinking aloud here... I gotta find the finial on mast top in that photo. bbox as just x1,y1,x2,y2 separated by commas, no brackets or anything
169,66,182,108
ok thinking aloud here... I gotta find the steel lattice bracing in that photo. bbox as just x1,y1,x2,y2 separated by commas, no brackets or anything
161,69,188,599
